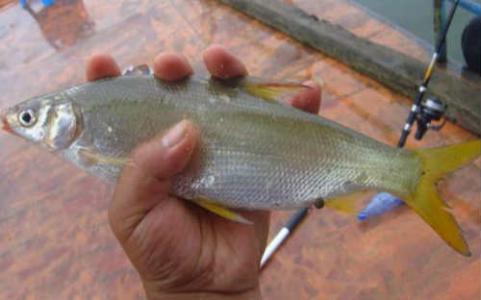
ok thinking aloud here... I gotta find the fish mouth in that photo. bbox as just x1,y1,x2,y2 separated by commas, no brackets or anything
1,111,12,133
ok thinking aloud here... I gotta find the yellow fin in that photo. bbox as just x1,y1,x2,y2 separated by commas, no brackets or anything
243,81,309,103
193,197,252,224
78,148,128,167
405,140,481,256
414,140,481,180
324,190,372,214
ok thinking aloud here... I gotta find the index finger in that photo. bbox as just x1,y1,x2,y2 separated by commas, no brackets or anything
86,54,121,81
153,53,193,81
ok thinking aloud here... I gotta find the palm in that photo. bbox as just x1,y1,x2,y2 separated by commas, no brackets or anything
127,195,269,293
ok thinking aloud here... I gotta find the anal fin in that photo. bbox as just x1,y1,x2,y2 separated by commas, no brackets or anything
193,196,252,224
324,190,374,214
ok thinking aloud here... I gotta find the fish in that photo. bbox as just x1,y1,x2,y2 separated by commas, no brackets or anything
1,74,480,256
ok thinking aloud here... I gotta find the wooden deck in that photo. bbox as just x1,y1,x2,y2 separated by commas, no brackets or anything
0,0,479,299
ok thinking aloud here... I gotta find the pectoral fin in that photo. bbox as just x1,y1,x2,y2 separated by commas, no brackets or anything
78,148,128,167
193,196,252,224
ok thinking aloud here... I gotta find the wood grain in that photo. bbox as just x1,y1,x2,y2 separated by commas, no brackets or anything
0,0,479,299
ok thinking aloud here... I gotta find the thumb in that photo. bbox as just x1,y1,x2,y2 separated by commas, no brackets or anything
108,120,199,243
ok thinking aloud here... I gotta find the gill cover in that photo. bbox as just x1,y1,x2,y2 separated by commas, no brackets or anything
46,102,80,149
2,97,81,151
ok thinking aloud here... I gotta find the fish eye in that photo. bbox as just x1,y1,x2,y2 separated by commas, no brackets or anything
18,109,36,127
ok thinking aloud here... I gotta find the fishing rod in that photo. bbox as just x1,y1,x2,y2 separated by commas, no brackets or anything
260,208,309,268
398,0,460,147
260,0,461,269
356,0,460,220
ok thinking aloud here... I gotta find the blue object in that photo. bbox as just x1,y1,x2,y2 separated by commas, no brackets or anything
42,0,55,7
20,0,56,8
447,0,481,16
358,192,404,221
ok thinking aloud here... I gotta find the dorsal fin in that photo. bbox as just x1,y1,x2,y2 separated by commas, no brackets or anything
242,79,310,103
122,64,152,76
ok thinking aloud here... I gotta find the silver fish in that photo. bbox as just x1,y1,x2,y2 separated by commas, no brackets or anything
2,75,480,255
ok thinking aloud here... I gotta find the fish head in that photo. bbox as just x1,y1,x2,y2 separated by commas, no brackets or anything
1,94,81,151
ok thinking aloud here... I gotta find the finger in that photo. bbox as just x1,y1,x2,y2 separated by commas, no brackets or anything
153,53,193,81
109,120,199,242
203,44,248,79
287,81,322,114
86,54,121,81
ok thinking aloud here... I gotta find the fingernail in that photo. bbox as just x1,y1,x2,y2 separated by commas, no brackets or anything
302,80,315,88
304,78,324,88
162,121,188,148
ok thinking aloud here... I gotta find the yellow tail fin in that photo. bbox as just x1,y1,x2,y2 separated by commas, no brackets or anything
406,140,480,256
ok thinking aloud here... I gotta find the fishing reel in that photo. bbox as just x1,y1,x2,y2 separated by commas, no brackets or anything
414,96,447,140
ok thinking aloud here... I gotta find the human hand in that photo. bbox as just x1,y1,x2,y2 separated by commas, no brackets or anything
85,45,321,299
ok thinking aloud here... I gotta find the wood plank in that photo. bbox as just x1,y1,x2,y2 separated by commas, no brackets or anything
219,0,481,135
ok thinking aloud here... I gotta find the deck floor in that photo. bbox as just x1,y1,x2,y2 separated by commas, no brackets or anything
0,0,479,299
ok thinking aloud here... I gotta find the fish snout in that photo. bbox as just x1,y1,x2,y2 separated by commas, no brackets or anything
1,110,12,133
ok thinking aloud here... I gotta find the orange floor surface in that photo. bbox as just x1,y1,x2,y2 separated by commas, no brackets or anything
0,0,479,299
